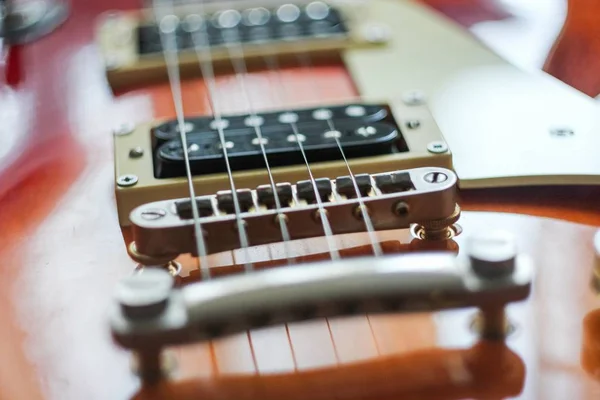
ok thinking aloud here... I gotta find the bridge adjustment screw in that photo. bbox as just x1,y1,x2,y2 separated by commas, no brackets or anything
393,201,410,217
363,24,391,44
117,174,139,187
406,120,421,129
424,172,448,184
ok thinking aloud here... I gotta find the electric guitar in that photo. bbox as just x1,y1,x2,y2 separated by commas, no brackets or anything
1,1,600,399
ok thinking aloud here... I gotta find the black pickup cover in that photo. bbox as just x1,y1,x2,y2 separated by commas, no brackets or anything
138,4,347,56
153,103,408,179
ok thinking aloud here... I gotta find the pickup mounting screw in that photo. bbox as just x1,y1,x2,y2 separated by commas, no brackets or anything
424,172,448,184
427,141,448,154
113,122,135,136
117,174,139,187
129,147,144,158
406,120,421,129
402,90,426,106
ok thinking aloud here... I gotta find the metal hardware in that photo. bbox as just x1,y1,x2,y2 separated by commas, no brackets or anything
140,208,166,221
406,120,421,129
127,167,458,264
550,128,574,137
402,90,426,106
427,141,448,154
393,201,410,217
113,122,135,136
117,174,139,187
110,248,534,383
129,147,144,158
363,23,390,44
424,172,448,184
1,0,69,45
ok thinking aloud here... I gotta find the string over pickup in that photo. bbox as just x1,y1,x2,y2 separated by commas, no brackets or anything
128,167,459,264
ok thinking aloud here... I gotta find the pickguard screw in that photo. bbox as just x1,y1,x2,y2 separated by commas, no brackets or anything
550,128,574,137
393,201,410,217
117,174,139,187
424,172,448,184
141,209,167,221
113,122,135,136
406,120,421,129
129,147,144,158
402,90,426,106
427,141,448,154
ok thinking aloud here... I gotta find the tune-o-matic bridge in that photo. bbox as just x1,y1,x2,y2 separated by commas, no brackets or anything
128,167,459,264
152,103,405,178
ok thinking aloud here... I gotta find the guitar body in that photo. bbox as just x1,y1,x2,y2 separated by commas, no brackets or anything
1,1,600,399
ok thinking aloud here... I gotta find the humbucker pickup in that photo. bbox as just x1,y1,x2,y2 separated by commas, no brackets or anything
128,167,458,264
138,3,348,56
152,103,405,178
97,1,381,90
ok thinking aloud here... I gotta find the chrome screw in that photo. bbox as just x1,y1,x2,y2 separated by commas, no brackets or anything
402,90,426,106
393,201,410,217
141,209,167,221
427,141,448,154
363,24,391,43
129,147,144,158
113,122,135,136
406,120,421,129
424,172,448,184
117,174,139,187
550,128,574,137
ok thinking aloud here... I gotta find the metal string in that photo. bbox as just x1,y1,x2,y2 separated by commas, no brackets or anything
296,50,382,257
152,0,211,279
294,50,384,354
217,13,295,263
187,5,254,272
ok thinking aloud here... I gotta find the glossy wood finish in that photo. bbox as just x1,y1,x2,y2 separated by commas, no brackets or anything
2,1,600,399
544,0,600,98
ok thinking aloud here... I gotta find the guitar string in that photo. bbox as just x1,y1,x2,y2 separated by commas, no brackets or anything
293,51,383,354
217,10,296,264
187,5,254,273
263,0,383,355
295,50,382,257
152,0,211,280
215,4,344,368
210,7,341,262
